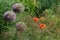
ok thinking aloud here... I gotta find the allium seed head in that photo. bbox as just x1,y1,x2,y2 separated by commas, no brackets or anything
3,11,16,21
12,3,25,13
16,22,26,32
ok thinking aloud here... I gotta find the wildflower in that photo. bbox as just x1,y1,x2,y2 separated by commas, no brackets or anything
12,3,25,13
3,11,16,21
39,23,46,29
33,17,39,22
16,22,26,32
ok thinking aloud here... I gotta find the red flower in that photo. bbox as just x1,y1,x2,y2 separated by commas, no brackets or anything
33,17,39,22
39,23,46,29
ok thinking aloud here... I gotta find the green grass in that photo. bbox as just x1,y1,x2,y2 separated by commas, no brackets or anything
0,0,60,40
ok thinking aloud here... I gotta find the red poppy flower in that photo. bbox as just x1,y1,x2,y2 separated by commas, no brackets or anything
33,17,39,22
39,23,46,29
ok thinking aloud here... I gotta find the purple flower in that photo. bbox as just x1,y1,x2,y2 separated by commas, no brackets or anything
3,11,16,21
12,3,25,13
16,22,26,32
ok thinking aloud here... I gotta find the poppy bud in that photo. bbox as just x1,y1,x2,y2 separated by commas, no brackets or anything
12,3,25,13
3,11,16,21
39,17,44,20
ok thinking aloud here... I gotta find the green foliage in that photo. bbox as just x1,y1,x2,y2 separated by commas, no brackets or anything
34,0,60,18
0,0,60,40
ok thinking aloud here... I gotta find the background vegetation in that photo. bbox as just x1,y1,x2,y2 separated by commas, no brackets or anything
0,0,60,40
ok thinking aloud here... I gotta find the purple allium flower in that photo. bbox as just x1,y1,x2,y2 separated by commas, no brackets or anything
12,3,25,13
3,11,16,21
16,22,26,32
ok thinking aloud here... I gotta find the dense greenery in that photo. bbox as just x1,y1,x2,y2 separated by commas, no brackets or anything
0,0,60,40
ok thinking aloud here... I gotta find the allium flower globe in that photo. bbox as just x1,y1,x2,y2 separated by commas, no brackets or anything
16,22,26,32
3,11,16,21
12,3,25,13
